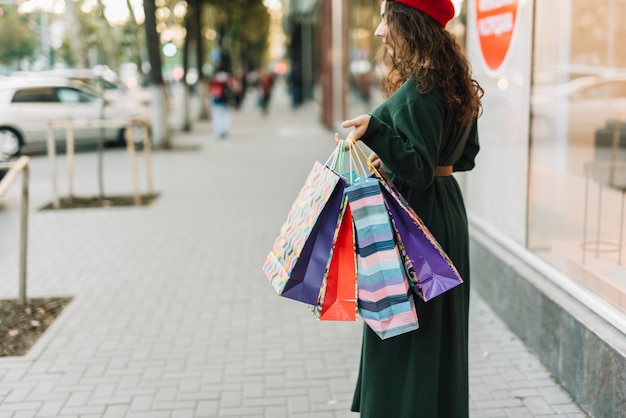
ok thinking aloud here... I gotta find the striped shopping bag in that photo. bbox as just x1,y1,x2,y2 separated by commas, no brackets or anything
346,177,418,339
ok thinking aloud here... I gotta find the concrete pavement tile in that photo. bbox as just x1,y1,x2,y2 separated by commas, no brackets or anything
287,396,309,414
289,412,334,418
218,391,241,408
171,409,195,418
3,388,32,404
151,400,196,411
102,404,129,418
128,396,152,412
58,404,107,416
263,405,288,418
522,396,556,415
194,400,218,417
217,406,264,416
0,403,39,414
34,400,63,417
126,412,170,418
504,407,534,417
471,409,509,417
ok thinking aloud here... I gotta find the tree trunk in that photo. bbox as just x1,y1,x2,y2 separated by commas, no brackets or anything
181,2,194,132
143,0,171,149
65,0,87,68
96,0,118,70
124,0,146,76
195,0,210,120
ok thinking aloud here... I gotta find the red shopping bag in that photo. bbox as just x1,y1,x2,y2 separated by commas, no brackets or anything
319,205,357,321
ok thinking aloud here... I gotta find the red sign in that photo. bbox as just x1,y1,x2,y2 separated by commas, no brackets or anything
475,0,519,72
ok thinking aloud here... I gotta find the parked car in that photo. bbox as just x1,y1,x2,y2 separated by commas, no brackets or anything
0,77,150,156
10,68,152,109
531,73,626,145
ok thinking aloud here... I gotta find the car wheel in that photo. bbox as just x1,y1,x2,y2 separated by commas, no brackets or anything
0,128,22,157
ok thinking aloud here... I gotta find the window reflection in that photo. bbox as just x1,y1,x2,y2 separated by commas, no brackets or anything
347,0,383,114
529,0,626,314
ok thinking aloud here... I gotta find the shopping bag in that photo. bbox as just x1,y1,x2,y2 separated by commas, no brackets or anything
281,182,346,304
263,161,346,305
317,204,358,321
347,176,419,339
379,177,463,302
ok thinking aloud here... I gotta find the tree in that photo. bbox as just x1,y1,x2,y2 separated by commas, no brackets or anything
177,0,271,126
181,0,201,131
205,0,271,72
144,0,171,148
0,6,38,68
65,0,87,68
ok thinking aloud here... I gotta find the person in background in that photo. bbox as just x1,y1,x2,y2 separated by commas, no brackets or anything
257,69,275,116
337,1,483,417
209,71,234,139
231,68,247,111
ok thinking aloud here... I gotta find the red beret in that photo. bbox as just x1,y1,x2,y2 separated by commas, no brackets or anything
393,0,455,27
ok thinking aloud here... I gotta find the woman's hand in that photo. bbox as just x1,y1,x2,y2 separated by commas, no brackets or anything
369,152,382,170
341,114,371,142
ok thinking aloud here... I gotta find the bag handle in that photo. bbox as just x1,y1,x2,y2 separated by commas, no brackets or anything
346,136,383,179
326,140,368,184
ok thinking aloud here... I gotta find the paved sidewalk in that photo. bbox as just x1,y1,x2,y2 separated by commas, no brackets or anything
0,83,588,417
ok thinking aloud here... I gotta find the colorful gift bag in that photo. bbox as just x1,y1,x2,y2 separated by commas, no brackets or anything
263,161,346,305
317,204,358,321
347,177,418,339
379,176,463,302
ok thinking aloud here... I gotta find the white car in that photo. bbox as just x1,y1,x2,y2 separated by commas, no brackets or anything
0,77,150,156
12,68,153,110
531,74,626,146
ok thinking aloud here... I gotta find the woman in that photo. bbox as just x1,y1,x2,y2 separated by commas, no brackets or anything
338,1,483,417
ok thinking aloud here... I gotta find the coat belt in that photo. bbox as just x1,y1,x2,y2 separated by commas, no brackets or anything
434,165,453,176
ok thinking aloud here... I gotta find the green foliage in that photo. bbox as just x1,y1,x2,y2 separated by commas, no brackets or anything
205,0,271,72
0,6,38,66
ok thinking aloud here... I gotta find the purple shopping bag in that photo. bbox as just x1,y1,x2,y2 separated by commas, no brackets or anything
379,178,463,302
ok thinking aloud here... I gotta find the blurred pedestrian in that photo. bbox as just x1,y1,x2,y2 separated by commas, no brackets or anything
257,69,275,116
337,1,483,417
209,71,235,139
231,68,246,111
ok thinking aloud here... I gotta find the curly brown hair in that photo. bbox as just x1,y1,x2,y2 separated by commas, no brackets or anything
380,1,483,125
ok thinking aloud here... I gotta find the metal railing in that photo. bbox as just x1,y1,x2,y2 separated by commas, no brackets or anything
0,156,31,305
46,117,154,208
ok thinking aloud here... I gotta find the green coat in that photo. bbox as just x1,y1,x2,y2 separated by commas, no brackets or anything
351,75,480,418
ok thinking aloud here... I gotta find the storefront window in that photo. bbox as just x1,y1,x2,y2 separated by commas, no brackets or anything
529,0,626,314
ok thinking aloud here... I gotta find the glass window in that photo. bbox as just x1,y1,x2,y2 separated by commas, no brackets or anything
57,87,98,104
347,0,383,115
57,88,82,103
12,87,58,103
529,0,626,315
